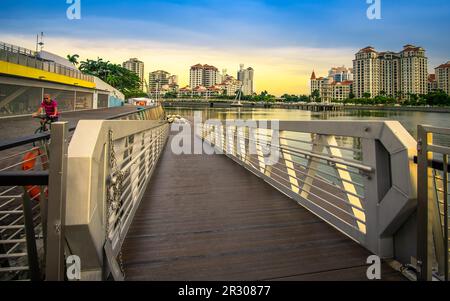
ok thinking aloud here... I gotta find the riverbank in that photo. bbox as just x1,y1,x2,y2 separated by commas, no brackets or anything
162,100,450,113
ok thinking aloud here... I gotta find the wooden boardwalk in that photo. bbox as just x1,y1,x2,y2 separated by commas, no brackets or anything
122,129,405,281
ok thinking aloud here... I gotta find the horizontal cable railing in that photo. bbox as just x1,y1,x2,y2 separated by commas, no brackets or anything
417,125,450,281
0,105,166,281
64,118,169,281
0,133,50,281
106,122,169,260
197,120,417,259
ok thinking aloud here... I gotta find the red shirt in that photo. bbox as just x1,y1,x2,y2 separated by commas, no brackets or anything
41,100,59,116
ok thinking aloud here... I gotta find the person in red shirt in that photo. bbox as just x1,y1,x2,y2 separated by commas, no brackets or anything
32,94,59,124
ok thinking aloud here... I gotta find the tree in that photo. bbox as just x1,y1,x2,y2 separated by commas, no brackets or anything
67,54,80,66
311,89,320,102
79,58,143,96
363,92,371,99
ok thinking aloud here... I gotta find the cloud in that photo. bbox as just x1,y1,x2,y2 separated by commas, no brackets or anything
0,33,355,95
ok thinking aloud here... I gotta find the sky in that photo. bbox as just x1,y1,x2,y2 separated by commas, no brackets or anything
0,0,449,96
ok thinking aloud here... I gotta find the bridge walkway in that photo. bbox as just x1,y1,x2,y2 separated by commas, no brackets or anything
122,128,406,281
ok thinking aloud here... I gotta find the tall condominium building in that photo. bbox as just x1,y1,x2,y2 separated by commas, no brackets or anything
149,70,170,92
435,61,450,95
328,66,353,82
189,64,221,88
353,45,428,99
123,58,145,90
237,64,254,96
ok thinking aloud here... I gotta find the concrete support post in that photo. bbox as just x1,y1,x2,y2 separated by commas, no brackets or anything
45,122,68,281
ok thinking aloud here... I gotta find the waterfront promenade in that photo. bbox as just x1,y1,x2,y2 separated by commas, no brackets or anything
0,106,139,141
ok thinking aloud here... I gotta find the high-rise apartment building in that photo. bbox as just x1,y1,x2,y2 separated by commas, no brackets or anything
237,64,254,96
435,61,450,95
123,58,145,90
353,45,428,99
328,66,353,82
149,70,170,92
189,64,221,88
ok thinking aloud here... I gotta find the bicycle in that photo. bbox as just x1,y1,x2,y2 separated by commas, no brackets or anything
33,114,57,134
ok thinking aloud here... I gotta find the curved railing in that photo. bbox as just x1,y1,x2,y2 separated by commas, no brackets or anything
198,120,417,259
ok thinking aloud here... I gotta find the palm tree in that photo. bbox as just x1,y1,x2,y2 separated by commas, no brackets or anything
67,54,80,66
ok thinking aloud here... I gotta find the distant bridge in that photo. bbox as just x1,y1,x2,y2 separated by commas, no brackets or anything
163,99,344,111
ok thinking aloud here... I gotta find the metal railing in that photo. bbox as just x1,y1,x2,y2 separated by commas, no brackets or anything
0,42,94,83
0,105,166,281
0,134,50,281
64,118,169,280
104,121,168,280
0,122,67,281
417,125,450,281
198,120,417,258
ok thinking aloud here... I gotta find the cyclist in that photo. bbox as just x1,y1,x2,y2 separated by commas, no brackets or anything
32,94,59,126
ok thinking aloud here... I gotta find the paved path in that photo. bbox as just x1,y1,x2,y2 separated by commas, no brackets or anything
0,106,139,141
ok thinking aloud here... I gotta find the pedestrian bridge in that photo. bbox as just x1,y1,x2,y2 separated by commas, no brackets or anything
0,105,448,281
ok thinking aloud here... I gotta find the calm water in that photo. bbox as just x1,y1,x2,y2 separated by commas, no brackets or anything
166,107,450,139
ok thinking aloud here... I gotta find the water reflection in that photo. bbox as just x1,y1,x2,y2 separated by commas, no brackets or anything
166,106,450,140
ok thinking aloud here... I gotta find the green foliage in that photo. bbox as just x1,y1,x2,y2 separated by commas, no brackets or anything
252,90,276,102
123,89,148,99
79,58,144,96
281,94,310,103
67,54,79,66
342,90,450,106
163,91,178,99
311,89,320,102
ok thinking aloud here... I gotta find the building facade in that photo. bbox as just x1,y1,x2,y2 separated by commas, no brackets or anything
353,45,428,99
435,61,450,95
428,74,438,93
328,66,353,82
149,70,170,93
310,71,353,103
0,42,124,117
332,81,354,102
123,58,145,90
218,75,242,96
237,64,254,96
189,64,221,89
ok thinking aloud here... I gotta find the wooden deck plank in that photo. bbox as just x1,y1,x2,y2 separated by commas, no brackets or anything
122,129,405,281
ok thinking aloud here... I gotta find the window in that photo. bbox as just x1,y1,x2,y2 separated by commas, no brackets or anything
44,88,76,112
0,83,42,116
98,93,109,108
75,91,93,110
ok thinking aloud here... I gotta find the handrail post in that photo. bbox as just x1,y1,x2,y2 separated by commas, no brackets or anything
417,125,433,281
362,138,392,257
45,122,69,281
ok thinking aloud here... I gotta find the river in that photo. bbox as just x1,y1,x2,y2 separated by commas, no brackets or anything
165,107,450,139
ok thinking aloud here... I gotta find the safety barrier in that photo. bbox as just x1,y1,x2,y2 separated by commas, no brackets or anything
198,120,417,259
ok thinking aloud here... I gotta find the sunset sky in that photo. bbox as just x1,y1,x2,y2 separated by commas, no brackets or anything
1,0,449,96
